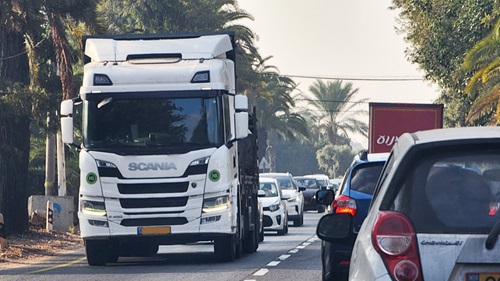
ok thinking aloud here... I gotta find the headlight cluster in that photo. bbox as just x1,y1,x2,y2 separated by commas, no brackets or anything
269,203,280,212
202,195,229,213
189,156,210,166
287,196,297,202
80,200,106,216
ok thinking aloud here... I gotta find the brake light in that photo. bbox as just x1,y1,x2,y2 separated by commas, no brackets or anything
333,195,357,216
372,211,422,281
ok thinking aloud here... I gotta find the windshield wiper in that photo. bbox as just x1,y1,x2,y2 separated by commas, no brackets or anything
485,220,500,250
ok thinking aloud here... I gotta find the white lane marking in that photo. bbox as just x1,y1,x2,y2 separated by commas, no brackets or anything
278,254,291,260
267,261,281,266
253,268,269,276
250,234,318,279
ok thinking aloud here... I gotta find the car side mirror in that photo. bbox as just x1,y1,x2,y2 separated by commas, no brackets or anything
299,186,306,192
316,213,353,242
316,189,335,205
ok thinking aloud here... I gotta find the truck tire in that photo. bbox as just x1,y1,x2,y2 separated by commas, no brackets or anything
85,240,109,266
214,234,237,262
242,226,259,253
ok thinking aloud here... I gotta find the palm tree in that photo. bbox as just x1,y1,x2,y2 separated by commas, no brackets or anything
255,71,309,171
462,18,500,125
306,80,368,145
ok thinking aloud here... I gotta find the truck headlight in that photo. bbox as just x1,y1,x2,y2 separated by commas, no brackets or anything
269,203,280,212
189,156,210,166
81,200,107,216
202,195,229,213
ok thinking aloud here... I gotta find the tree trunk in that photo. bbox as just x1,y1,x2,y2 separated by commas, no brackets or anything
45,112,57,196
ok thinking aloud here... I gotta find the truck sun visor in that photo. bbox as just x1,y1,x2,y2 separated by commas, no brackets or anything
126,53,182,64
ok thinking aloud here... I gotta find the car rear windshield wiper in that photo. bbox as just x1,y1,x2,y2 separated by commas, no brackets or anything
485,220,500,250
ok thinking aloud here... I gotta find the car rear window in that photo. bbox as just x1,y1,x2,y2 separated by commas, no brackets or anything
276,177,295,190
349,162,385,195
390,149,500,234
259,182,279,197
295,178,319,189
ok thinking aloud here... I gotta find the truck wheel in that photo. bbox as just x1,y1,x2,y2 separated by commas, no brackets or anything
85,240,109,266
242,225,259,254
214,234,236,262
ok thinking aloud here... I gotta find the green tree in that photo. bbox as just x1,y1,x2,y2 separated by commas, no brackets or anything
274,139,319,176
391,0,497,127
462,18,500,125
0,0,100,233
255,72,309,171
306,80,368,145
316,144,355,178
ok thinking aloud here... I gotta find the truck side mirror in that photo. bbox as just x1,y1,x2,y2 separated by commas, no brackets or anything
235,112,249,139
60,100,74,144
234,95,248,111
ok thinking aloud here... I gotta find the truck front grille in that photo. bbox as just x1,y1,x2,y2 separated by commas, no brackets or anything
120,197,188,208
120,217,188,226
118,182,189,194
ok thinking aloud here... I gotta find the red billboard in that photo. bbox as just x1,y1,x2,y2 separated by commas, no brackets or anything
369,102,444,153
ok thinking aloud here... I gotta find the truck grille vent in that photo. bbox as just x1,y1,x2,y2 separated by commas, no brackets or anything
118,182,189,194
120,217,188,226
120,197,188,208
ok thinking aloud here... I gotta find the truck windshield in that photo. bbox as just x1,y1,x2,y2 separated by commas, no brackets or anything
82,94,225,152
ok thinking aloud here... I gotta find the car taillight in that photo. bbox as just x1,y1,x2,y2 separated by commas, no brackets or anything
372,211,422,281
333,195,357,216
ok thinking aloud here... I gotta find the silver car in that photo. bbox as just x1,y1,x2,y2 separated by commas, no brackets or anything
317,127,500,281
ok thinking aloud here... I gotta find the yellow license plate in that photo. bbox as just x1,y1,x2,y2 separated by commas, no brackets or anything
137,226,171,235
466,273,500,281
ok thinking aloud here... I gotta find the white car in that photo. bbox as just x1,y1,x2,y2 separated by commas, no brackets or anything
317,126,500,281
260,172,304,226
258,177,288,235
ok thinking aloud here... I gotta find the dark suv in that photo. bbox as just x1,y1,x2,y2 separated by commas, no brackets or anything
317,151,388,281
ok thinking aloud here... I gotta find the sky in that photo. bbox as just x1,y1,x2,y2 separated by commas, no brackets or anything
236,0,442,147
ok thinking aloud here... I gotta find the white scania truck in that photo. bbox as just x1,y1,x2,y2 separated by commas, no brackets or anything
60,33,260,265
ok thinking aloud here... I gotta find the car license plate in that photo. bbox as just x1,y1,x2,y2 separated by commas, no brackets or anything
137,226,171,235
466,273,500,281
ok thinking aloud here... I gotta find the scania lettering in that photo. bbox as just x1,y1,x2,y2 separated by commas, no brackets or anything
60,33,260,265
128,162,177,171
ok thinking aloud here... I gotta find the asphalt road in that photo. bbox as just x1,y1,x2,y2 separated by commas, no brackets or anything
0,211,324,281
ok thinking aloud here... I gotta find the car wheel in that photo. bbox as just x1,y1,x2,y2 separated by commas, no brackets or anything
318,205,326,213
293,215,303,226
